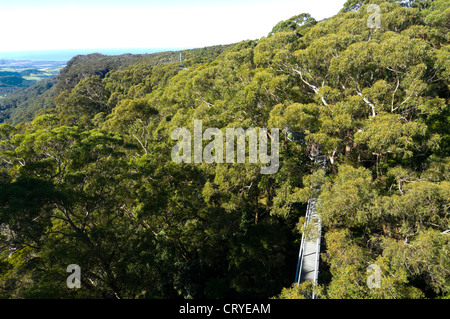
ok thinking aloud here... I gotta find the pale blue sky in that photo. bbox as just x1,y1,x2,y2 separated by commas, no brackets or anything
0,0,347,53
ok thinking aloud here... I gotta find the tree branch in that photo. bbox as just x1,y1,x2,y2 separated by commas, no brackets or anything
291,67,329,106
357,91,376,117
391,78,400,112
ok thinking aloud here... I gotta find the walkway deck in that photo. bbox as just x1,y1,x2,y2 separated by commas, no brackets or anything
294,198,322,296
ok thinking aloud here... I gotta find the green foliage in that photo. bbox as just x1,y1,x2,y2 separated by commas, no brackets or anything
268,13,317,36
0,0,448,299
0,77,57,124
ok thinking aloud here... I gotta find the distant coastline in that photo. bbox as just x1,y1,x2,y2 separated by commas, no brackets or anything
0,48,187,62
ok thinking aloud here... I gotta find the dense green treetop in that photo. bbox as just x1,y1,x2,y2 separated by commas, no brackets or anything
0,0,448,299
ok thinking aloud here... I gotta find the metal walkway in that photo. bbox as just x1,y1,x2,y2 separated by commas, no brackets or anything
283,127,325,298
294,198,322,298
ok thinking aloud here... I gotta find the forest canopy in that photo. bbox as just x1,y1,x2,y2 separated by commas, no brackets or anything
0,0,448,299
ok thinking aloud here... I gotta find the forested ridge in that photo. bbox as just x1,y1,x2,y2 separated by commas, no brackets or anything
0,0,449,299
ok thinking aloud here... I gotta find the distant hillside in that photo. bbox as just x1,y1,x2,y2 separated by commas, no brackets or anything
0,71,22,77
0,45,231,124
0,75,35,88
0,77,57,124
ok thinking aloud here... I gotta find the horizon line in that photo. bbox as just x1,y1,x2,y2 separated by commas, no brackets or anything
0,47,203,62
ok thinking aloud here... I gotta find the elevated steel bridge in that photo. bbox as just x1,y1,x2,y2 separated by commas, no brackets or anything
285,126,325,299
294,198,322,298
